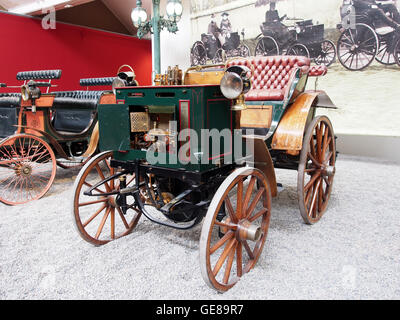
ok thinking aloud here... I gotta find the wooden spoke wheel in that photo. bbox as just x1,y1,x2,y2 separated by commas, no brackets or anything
200,167,272,292
0,134,56,205
190,41,207,66
72,151,141,246
254,36,280,56
298,116,336,224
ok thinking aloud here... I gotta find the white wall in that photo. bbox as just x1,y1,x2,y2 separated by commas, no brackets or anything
158,0,192,75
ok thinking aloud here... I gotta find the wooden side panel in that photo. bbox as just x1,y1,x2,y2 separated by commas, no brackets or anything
271,92,319,151
184,70,225,85
21,96,54,107
99,93,116,104
247,137,278,198
25,111,45,135
240,105,273,128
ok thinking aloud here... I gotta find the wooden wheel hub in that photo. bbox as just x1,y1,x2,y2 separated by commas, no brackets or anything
321,165,335,177
236,220,262,242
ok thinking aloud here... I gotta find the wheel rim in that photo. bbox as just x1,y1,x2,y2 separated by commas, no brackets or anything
72,151,141,246
255,36,279,56
0,134,56,205
315,40,337,67
337,24,378,71
200,168,271,292
298,116,336,224
375,36,396,65
395,39,400,67
287,43,310,58
57,158,89,169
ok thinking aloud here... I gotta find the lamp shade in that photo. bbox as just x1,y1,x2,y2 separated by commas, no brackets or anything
131,6,148,28
166,0,183,22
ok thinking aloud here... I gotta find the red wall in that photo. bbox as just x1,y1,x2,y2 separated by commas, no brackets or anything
0,12,152,92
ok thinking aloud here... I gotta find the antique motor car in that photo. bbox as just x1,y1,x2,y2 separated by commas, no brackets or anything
255,9,337,67
190,30,250,66
0,66,137,205
337,0,400,70
71,56,337,292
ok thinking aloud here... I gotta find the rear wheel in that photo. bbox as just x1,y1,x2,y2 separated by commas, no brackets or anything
375,35,396,65
0,134,56,205
254,36,279,56
200,167,271,292
72,151,142,246
337,23,378,71
394,38,400,67
315,40,337,67
297,116,336,224
191,41,207,66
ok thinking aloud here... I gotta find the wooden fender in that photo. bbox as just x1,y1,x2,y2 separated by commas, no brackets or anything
245,136,278,198
271,91,320,152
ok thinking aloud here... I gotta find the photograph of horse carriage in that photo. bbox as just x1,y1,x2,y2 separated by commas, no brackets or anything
337,0,400,70
71,55,337,292
255,2,337,66
190,13,251,66
0,66,137,205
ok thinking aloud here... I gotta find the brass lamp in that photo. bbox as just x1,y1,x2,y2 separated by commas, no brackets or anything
220,65,251,111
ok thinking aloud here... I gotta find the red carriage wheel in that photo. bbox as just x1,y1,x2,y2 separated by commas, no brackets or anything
0,134,56,205
72,151,142,246
200,167,272,292
297,116,336,224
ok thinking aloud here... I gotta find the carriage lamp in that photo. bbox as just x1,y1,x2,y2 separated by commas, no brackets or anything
131,0,183,76
166,0,183,22
220,65,251,111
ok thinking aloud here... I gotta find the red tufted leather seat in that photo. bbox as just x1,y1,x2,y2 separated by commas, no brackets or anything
309,65,328,77
226,56,311,101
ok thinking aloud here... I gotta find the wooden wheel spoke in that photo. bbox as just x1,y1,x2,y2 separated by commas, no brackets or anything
223,242,237,284
224,197,237,224
79,198,108,207
116,206,130,229
308,152,321,167
236,243,243,277
308,178,321,217
236,179,243,219
304,172,321,192
242,177,256,213
84,181,106,195
95,207,111,239
95,164,111,192
243,240,255,260
214,220,237,231
110,208,115,239
245,187,265,219
249,208,268,223
210,230,234,255
83,203,107,228
212,238,236,276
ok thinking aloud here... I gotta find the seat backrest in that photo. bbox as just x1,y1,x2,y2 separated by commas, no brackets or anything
226,55,310,101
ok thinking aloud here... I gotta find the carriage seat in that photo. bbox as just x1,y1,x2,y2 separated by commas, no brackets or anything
226,56,310,102
0,93,21,107
52,91,104,133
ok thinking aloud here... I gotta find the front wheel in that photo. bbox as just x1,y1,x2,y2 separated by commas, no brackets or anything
254,36,279,56
0,134,56,205
315,40,337,67
297,116,336,224
394,38,400,67
200,167,272,292
286,43,310,58
72,151,142,246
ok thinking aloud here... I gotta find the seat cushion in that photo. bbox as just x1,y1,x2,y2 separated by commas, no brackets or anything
226,56,310,101
0,93,21,108
52,91,103,133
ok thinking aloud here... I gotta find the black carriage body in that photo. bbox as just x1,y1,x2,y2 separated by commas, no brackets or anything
0,94,21,139
201,33,221,59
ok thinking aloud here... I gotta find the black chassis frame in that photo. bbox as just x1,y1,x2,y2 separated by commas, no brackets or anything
84,159,241,230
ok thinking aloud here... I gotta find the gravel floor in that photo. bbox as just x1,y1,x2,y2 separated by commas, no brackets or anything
0,154,399,300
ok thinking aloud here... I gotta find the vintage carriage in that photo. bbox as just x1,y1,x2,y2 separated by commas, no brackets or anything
0,66,137,205
190,30,250,66
337,0,400,70
255,13,337,67
71,56,337,292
